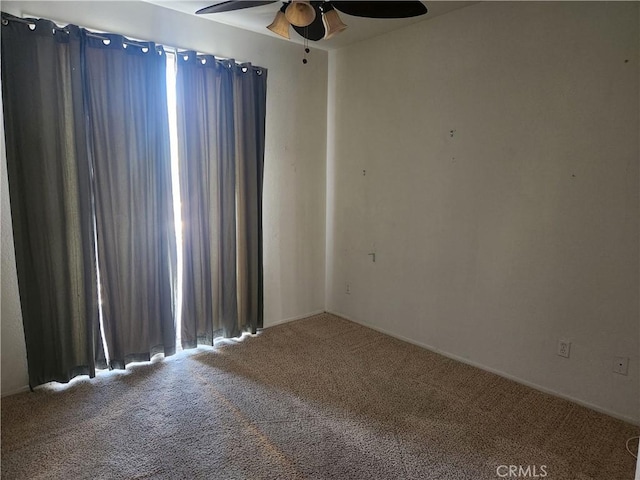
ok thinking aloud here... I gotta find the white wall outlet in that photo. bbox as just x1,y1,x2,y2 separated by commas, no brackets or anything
557,340,571,358
345,282,351,295
613,356,629,376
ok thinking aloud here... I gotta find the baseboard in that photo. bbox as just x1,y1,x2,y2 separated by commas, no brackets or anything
263,310,326,329
1,385,30,398
327,309,640,427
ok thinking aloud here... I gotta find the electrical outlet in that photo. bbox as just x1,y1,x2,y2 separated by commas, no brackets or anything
345,282,351,295
613,356,629,376
557,340,571,358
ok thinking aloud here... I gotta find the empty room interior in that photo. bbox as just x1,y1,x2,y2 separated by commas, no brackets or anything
1,1,639,479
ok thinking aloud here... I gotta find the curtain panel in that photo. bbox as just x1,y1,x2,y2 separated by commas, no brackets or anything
1,13,177,385
176,53,267,347
83,34,177,369
1,16,102,387
233,63,267,335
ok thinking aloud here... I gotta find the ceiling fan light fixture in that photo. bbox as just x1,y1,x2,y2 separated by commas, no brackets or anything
285,1,316,27
322,6,347,40
267,5,290,39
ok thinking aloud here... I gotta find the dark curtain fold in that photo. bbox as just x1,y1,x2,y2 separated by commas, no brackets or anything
83,35,176,368
176,54,267,347
234,63,267,334
1,14,101,387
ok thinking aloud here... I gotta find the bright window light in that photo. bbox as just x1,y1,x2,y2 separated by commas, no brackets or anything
165,50,184,351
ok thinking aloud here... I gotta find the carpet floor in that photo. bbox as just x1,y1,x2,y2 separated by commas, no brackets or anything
1,313,638,479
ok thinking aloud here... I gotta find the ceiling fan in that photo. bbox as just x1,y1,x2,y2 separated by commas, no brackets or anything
195,1,428,42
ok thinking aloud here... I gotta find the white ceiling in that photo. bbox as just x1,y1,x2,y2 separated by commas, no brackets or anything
145,1,476,51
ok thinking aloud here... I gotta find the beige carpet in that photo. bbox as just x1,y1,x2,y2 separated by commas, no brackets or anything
2,313,638,479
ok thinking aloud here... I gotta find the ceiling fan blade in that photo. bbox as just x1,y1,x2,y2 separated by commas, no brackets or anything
331,1,427,18
196,1,278,15
292,3,325,41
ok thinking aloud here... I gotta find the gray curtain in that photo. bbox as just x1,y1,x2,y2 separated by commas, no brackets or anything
2,15,177,381
83,34,177,368
233,63,267,334
176,53,267,347
2,13,264,384
1,15,101,387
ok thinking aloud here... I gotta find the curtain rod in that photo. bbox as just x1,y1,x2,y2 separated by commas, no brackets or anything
1,13,259,67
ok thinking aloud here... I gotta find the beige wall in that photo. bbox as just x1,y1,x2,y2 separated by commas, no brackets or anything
0,1,328,395
326,1,639,423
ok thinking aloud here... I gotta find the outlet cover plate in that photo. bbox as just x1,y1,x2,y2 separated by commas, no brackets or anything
557,340,571,358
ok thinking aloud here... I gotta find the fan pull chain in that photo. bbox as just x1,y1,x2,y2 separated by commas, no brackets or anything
303,28,309,64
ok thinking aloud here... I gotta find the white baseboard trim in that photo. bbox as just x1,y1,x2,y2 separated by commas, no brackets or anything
1,385,30,397
263,310,326,329
327,309,640,426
